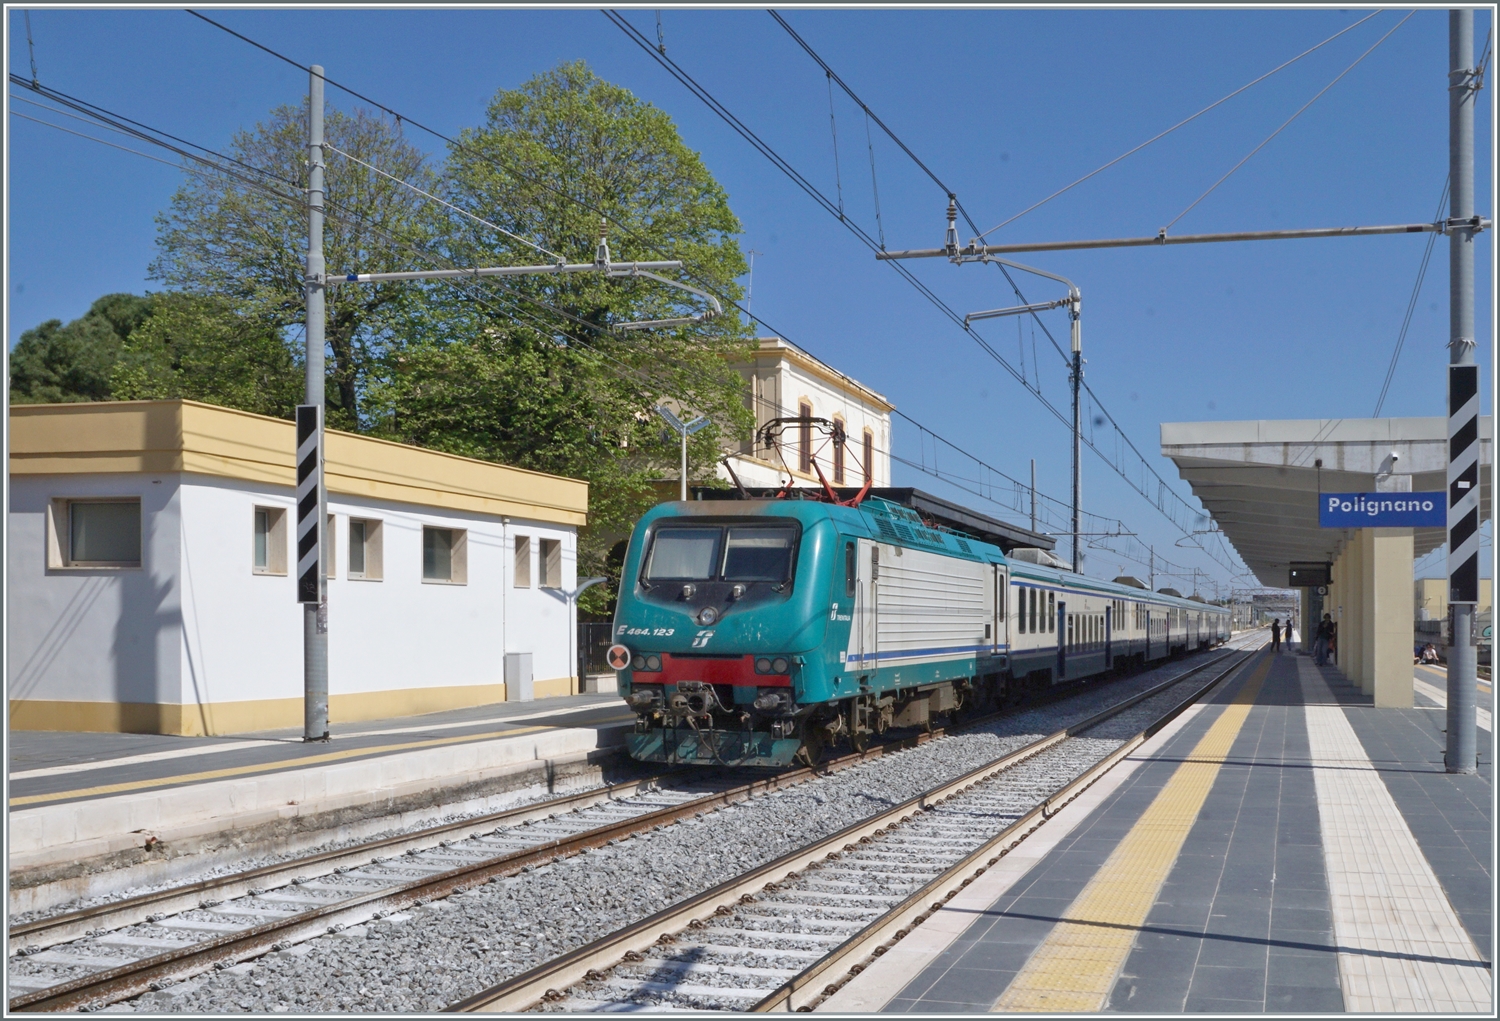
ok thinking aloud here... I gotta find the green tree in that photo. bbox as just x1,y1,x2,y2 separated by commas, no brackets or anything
9,293,152,403
109,293,303,419
370,62,754,603
151,102,437,429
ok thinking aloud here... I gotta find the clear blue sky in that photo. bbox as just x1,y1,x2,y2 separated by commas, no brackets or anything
6,7,1493,589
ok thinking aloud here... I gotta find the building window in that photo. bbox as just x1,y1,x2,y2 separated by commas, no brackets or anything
514,535,532,587
539,537,562,589
348,518,383,580
50,499,142,568
832,417,846,484
863,430,874,485
252,506,288,575
423,526,467,584
798,401,813,473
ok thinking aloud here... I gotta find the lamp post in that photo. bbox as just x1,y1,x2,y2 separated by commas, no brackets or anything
655,405,711,501
567,576,608,693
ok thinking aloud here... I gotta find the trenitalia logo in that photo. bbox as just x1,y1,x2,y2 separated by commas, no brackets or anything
1319,492,1447,528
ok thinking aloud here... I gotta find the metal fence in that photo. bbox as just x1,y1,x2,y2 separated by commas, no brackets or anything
578,621,616,680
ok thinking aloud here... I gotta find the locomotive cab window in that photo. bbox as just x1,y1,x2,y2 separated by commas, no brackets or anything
642,522,799,587
722,527,796,582
644,527,721,580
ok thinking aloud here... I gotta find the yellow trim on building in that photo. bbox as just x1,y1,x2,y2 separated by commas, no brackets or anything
10,400,589,527
9,676,579,736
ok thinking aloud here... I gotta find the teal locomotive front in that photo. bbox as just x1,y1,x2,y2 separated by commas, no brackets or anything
611,500,852,766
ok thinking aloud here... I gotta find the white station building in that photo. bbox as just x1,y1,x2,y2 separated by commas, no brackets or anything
8,400,589,736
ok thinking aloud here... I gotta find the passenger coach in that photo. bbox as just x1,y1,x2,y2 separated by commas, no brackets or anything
610,492,1228,766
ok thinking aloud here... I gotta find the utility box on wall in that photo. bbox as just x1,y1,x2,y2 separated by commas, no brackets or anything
504,652,534,702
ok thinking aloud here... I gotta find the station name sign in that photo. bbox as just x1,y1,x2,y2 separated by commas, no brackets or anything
1318,492,1446,528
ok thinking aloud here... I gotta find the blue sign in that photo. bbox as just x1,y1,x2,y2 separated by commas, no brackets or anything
1319,492,1446,528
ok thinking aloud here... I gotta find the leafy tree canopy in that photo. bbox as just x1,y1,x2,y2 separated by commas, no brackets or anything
151,101,437,429
10,293,152,403
370,61,754,607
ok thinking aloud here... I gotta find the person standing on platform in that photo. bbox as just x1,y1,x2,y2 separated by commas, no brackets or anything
1271,618,1282,652
1315,614,1333,666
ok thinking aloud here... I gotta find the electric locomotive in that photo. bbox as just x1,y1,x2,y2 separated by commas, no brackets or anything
609,492,1228,767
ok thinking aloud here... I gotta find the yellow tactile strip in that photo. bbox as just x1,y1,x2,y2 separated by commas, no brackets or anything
991,655,1271,1013
1301,666,1492,1013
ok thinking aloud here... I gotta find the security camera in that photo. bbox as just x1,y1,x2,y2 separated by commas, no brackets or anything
1390,451,1400,462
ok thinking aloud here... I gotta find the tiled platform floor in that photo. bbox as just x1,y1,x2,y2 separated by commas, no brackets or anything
862,650,1492,1014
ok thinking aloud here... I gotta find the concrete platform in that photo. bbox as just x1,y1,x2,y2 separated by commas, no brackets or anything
825,650,1493,1014
8,694,635,912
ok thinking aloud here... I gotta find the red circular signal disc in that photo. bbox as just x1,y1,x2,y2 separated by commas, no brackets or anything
607,644,632,671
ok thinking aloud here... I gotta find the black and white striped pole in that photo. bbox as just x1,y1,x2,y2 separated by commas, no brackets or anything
1446,10,1479,774
300,65,329,742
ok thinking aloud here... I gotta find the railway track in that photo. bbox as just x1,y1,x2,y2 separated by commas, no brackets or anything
450,643,1259,1013
8,639,1255,1013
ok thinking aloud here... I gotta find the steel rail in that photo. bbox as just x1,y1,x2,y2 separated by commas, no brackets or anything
447,643,1252,1013
9,771,685,954
752,649,1253,1012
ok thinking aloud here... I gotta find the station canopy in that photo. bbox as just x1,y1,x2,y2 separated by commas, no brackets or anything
1161,418,1492,587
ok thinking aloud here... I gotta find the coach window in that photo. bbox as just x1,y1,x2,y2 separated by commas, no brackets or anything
1048,592,1056,632
1029,588,1038,633
1067,614,1074,648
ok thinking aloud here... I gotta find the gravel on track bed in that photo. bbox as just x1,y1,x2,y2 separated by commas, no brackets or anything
110,647,1248,1014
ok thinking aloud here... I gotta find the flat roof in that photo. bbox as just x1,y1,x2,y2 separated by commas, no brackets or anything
10,400,589,527
1162,416,1491,586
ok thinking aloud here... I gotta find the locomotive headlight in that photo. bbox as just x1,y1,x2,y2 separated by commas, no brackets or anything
755,657,773,674
770,657,790,675
697,606,719,626
644,654,662,672
632,654,646,670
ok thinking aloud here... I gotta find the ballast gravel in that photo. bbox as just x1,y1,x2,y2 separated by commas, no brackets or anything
118,648,1249,1013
